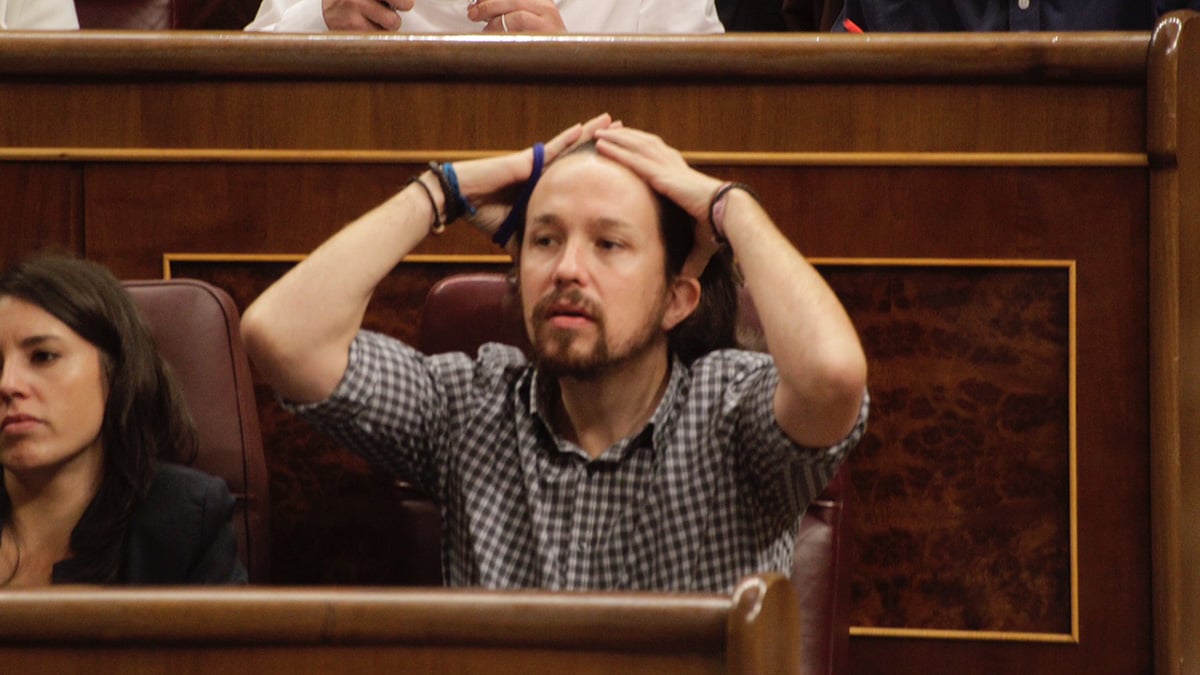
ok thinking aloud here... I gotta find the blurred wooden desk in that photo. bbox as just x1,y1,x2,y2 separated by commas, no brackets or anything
0,574,795,675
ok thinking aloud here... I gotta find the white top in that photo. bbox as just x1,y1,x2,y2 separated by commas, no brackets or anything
246,0,724,33
0,0,79,29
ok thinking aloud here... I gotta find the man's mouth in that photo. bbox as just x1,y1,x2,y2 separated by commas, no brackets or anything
535,290,600,329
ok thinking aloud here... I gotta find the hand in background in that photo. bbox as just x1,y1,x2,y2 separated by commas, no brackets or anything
469,0,567,33
323,0,413,30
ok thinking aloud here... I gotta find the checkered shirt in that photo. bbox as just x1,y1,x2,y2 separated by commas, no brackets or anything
289,330,868,593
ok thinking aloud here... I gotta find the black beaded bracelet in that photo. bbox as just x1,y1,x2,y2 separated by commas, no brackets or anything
707,182,760,244
404,175,445,235
428,161,473,225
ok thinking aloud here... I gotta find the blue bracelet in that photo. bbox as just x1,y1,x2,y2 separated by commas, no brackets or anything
442,162,477,217
493,142,545,247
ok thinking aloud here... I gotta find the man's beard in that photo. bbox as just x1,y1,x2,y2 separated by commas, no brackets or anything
530,287,665,381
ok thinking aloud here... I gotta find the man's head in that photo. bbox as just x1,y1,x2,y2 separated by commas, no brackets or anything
513,143,738,378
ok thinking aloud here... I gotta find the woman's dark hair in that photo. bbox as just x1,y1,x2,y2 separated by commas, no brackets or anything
0,255,197,583
511,142,741,364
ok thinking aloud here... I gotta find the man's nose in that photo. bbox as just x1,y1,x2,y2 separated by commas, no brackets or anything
552,240,586,286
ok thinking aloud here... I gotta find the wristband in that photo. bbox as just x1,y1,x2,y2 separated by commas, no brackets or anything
707,182,759,244
442,162,477,217
493,142,545,247
428,161,474,225
404,174,444,235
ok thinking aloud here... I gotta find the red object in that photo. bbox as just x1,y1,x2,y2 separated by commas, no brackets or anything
843,18,864,32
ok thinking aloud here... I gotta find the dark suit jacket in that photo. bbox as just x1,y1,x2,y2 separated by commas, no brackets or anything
39,462,247,585
118,462,248,584
718,0,843,30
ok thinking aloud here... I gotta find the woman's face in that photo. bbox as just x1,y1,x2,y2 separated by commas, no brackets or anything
0,295,107,476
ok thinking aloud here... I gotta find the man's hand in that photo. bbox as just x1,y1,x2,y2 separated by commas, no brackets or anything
593,126,725,278
452,113,613,244
323,0,413,30
468,0,567,32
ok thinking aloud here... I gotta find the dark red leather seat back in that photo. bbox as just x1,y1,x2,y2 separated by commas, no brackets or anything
124,278,271,583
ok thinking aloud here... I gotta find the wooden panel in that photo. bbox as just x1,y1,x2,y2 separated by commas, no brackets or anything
0,80,1146,155
0,163,82,266
838,264,1073,636
1147,11,1200,675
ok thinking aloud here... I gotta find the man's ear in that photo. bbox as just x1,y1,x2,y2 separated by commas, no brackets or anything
662,276,701,332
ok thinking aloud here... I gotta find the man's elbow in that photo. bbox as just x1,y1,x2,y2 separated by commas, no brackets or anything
819,351,868,439
239,302,274,371
239,302,296,394
777,348,868,447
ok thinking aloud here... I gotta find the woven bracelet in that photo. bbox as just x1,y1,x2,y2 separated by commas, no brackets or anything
707,182,760,244
404,175,444,235
428,162,470,224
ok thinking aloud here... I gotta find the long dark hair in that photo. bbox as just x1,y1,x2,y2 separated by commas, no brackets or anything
0,255,197,583
511,142,741,364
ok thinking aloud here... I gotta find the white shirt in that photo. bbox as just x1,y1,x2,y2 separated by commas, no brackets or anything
246,0,724,33
0,0,79,29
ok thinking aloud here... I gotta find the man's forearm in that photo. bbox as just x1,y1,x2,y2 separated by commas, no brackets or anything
720,189,867,447
241,174,443,403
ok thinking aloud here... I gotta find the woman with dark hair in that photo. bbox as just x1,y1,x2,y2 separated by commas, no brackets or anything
0,256,246,586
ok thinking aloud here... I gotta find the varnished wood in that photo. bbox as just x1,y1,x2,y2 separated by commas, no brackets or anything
0,81,1146,154
1147,10,1200,675
0,31,1147,81
0,164,82,267
0,573,795,675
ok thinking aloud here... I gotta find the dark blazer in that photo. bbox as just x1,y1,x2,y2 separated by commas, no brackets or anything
40,462,248,585
119,462,248,584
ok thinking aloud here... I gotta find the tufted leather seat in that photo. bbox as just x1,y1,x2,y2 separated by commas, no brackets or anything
414,272,851,675
124,278,271,583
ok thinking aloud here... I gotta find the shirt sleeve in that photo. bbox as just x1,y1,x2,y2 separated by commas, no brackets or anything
285,331,530,498
245,0,328,31
708,350,869,520
2,0,79,29
284,330,453,492
638,0,725,33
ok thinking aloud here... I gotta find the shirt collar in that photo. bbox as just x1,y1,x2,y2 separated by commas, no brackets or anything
518,355,688,463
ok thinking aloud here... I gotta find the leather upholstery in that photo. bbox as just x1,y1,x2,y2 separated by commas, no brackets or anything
75,0,260,29
416,272,851,675
123,278,271,583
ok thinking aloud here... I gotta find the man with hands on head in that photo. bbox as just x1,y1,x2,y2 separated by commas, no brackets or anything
246,0,722,33
240,113,868,592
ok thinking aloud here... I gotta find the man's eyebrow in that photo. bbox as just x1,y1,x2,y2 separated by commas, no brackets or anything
591,217,637,233
526,213,639,234
529,213,563,227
